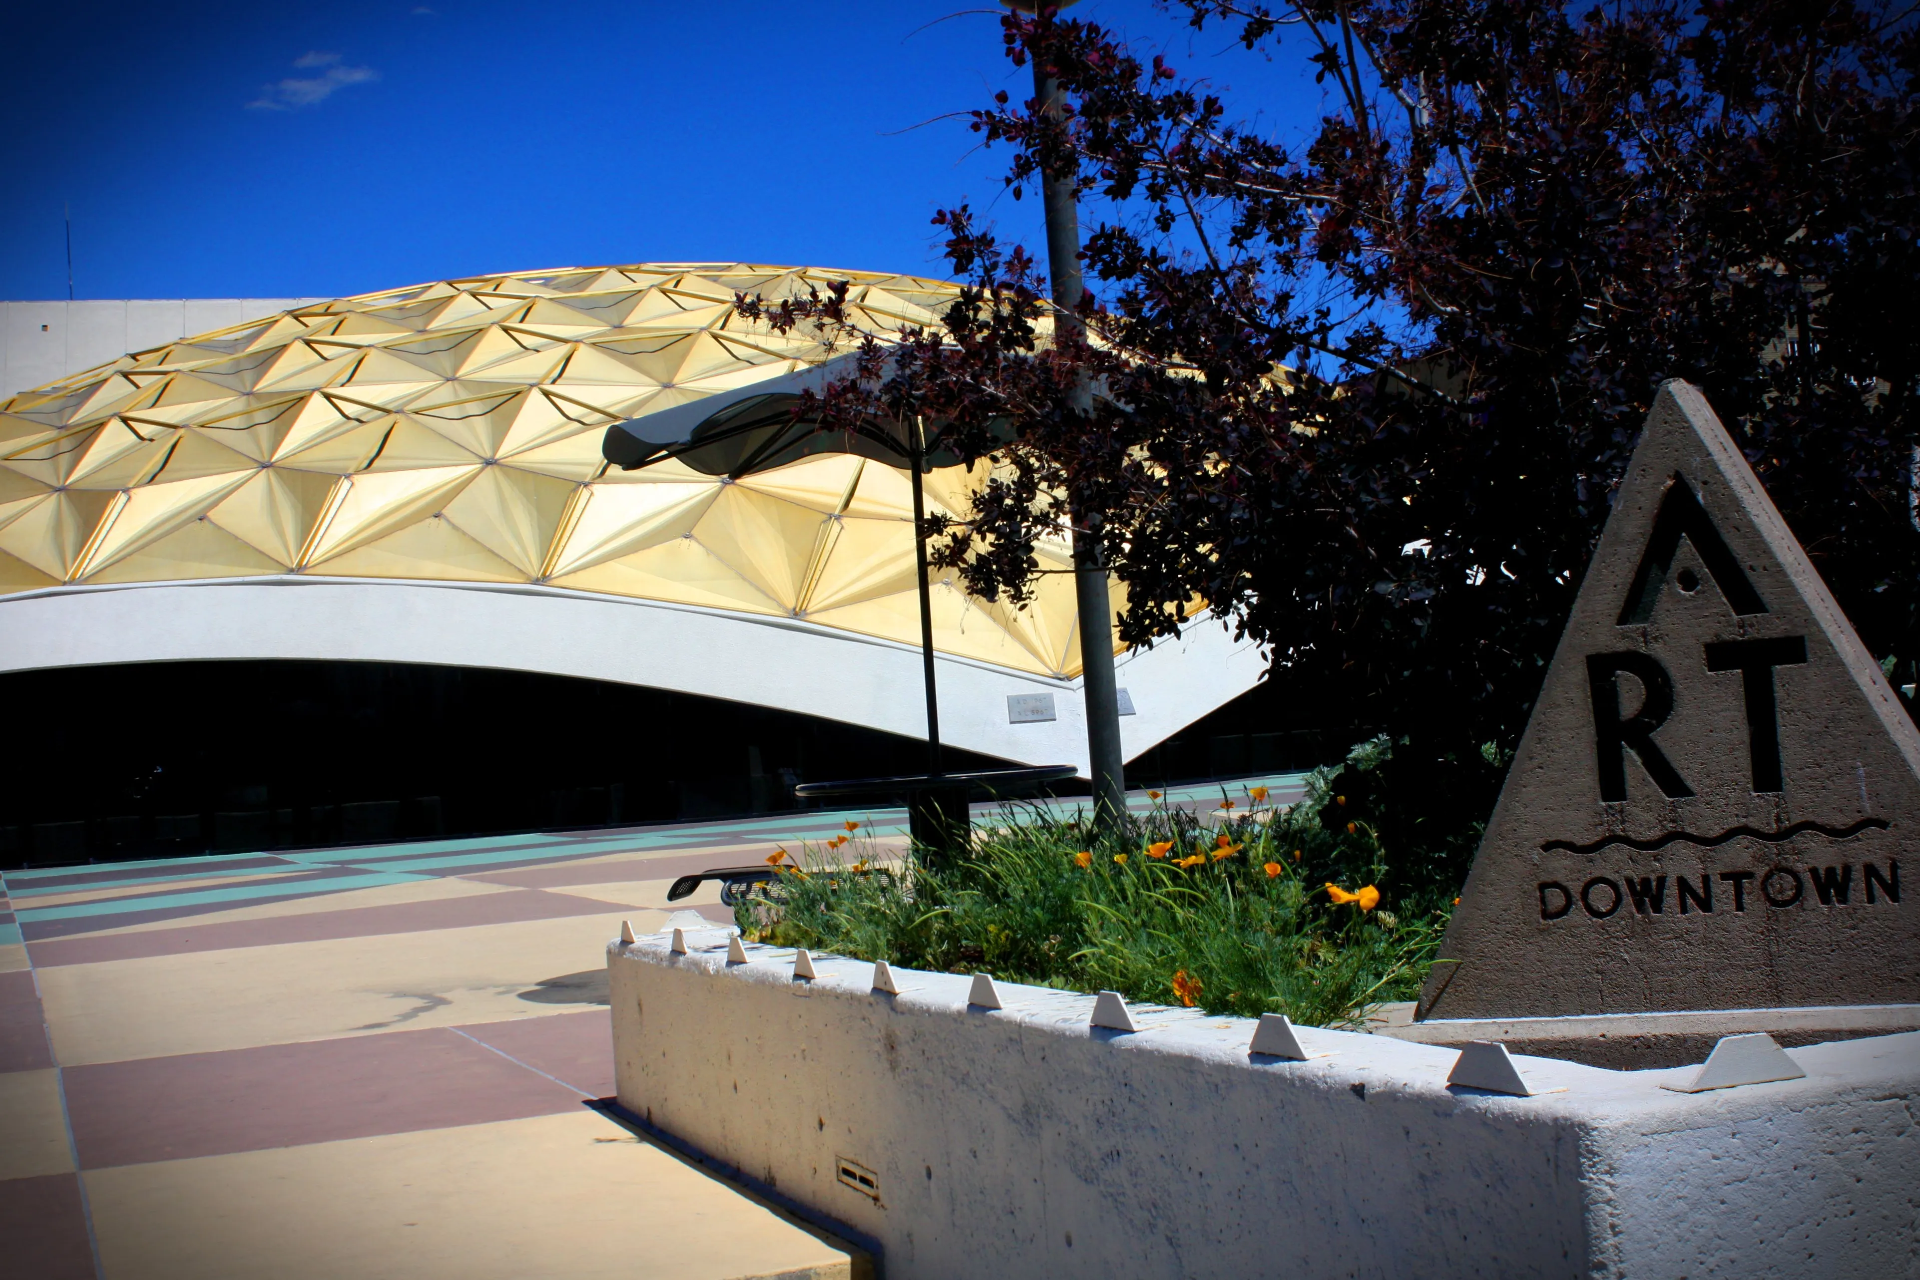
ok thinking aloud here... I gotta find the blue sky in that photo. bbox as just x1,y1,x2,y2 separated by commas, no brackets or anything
0,1,1329,301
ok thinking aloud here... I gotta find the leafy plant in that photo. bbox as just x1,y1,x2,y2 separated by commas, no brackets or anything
739,738,1448,1027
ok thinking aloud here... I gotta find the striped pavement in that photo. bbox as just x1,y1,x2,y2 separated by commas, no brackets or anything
0,773,1303,1279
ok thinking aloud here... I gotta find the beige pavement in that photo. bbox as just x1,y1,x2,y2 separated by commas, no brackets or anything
87,1111,853,1280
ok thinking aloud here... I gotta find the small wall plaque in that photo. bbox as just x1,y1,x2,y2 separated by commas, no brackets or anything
1008,693,1056,724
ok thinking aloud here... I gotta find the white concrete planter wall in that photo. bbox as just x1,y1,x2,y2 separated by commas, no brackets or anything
609,929,1919,1280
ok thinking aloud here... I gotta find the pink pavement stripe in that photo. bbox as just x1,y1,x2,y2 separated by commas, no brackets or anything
63,1025,586,1169
0,970,54,1074
457,1008,616,1098
0,1173,95,1280
25,889,629,969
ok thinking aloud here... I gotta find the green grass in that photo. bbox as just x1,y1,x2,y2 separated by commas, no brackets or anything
737,737,1452,1028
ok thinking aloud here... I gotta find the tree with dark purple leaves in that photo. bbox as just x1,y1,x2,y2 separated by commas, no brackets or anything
741,1,1918,894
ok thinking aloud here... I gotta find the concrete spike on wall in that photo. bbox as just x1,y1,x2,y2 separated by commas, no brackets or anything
1447,1041,1535,1096
1249,1013,1308,1059
1664,1033,1807,1093
967,973,1001,1010
792,948,816,980
1090,990,1137,1032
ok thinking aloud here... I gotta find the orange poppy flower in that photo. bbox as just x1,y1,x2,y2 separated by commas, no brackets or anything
1263,861,1284,879
1212,841,1242,861
1113,853,1129,866
1072,851,1093,869
1147,790,1162,800
766,849,787,865
1345,822,1358,835
1171,969,1202,1007
844,820,861,832
1326,883,1381,910
1146,841,1173,859
1175,854,1206,869
1249,785,1270,803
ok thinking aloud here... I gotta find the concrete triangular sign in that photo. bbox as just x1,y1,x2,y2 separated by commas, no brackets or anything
618,919,636,946
1421,381,1918,1021
792,948,816,980
727,935,748,964
1090,990,1137,1031
1446,1041,1534,1096
1664,1033,1807,1093
872,960,900,995
669,927,687,955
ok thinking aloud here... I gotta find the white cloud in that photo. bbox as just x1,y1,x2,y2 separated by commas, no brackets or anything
247,52,379,111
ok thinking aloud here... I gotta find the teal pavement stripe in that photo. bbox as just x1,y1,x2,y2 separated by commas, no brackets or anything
13,870,430,924
6,863,309,900
0,922,20,946
272,831,567,864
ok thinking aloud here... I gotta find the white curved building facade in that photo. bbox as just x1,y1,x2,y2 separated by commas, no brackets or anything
0,265,1263,774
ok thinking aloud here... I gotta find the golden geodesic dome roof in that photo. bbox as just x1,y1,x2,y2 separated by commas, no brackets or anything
0,264,1115,679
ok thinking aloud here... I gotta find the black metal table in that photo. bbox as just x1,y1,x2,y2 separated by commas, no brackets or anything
794,764,1079,864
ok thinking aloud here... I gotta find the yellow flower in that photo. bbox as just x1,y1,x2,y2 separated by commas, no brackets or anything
1249,785,1269,803
766,849,787,865
1113,853,1129,866
1073,850,1093,869
1175,854,1206,869
1212,841,1242,861
1146,841,1173,859
844,820,861,832
1171,969,1202,1007
1263,861,1283,879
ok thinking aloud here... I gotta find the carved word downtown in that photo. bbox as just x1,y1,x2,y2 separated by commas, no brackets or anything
1538,860,1900,920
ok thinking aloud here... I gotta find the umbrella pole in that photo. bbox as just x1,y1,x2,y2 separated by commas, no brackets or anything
908,421,944,777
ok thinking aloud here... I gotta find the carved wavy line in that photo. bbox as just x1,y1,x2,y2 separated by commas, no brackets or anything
1541,817,1890,856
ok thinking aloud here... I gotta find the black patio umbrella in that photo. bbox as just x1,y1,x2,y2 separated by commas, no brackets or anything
601,355,1075,873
